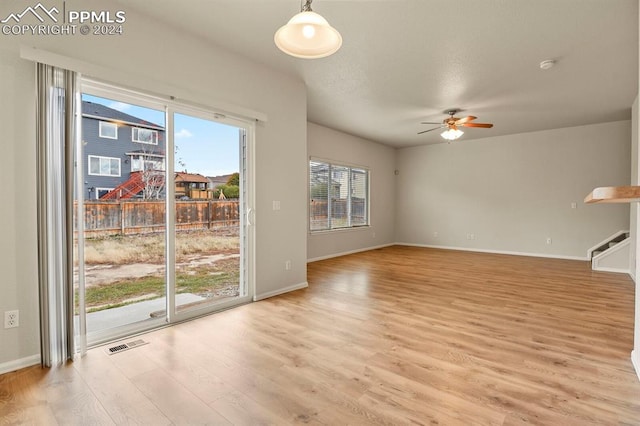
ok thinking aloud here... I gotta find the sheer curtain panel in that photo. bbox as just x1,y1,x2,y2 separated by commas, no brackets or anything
36,63,81,367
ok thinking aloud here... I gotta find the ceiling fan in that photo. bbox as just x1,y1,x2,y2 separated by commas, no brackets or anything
419,109,494,140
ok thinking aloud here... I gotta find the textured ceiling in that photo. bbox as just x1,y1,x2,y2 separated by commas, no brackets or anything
117,0,638,147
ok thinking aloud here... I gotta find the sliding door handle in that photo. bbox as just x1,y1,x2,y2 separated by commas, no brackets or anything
246,207,254,226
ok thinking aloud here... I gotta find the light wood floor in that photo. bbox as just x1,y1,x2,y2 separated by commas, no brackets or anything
2,246,640,425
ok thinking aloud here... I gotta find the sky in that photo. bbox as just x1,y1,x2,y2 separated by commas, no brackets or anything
82,94,240,177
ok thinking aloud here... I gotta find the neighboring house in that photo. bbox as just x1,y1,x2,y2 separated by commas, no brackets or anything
82,101,166,199
175,172,213,199
309,162,341,199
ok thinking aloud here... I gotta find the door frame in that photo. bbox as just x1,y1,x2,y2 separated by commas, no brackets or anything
79,78,256,346
166,105,255,324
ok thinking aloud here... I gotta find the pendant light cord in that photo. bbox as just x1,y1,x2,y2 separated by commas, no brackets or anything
302,0,313,12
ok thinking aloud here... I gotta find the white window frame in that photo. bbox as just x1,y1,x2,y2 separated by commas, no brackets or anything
132,127,158,145
88,155,121,177
131,156,143,172
95,187,114,199
309,159,370,232
98,121,118,139
130,154,165,172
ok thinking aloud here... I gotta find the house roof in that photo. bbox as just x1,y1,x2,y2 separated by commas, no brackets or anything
175,172,209,183
207,174,234,186
82,101,165,130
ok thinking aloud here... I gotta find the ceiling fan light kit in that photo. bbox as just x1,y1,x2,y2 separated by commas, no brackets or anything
441,128,464,141
418,109,494,141
274,0,342,59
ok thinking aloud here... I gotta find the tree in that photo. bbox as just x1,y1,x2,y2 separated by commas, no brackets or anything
214,184,239,199
141,169,166,200
136,141,166,200
212,172,240,199
310,182,328,199
226,172,239,186
175,144,186,172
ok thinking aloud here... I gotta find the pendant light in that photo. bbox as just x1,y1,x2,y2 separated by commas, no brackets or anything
274,0,342,59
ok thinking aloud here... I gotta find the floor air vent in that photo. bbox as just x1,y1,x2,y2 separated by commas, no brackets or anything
105,339,149,355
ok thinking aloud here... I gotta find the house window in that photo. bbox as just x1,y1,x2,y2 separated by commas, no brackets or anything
132,127,158,145
130,155,165,172
88,155,121,177
131,157,142,171
309,160,369,231
95,188,114,199
99,121,117,139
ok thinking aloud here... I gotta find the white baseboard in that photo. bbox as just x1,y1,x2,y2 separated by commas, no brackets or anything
254,281,308,301
0,354,40,375
592,266,631,274
632,350,640,382
307,243,395,263
396,242,589,261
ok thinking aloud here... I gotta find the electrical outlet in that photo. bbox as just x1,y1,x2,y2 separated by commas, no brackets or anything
546,237,552,245
4,310,19,328
285,260,292,271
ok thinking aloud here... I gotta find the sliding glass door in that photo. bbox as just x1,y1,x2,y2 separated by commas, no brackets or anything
75,80,254,345
169,109,251,321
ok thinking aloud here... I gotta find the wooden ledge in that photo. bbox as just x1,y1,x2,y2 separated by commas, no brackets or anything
584,185,640,204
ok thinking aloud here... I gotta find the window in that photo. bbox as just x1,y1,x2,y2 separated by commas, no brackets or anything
88,155,121,177
99,121,117,139
132,127,158,145
130,155,165,172
95,188,114,199
309,160,369,231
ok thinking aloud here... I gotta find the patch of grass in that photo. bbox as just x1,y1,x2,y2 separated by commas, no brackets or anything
176,271,239,295
78,276,165,312
176,234,238,258
79,258,240,313
80,229,239,265
177,258,239,295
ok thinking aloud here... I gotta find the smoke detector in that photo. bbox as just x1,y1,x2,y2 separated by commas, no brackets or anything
539,59,556,70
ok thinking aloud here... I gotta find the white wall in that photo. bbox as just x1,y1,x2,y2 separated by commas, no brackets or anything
0,50,40,372
631,97,638,281
633,5,640,379
307,122,396,261
0,0,308,368
396,121,631,259
632,116,640,377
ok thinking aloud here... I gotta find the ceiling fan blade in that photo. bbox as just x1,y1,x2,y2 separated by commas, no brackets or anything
417,126,443,135
420,121,442,125
454,116,477,125
462,122,493,128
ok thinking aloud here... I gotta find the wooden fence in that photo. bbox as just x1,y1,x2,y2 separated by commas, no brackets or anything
310,199,366,223
77,200,239,238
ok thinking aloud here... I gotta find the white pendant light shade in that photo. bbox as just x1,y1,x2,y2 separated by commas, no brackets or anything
274,11,342,59
441,128,464,141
